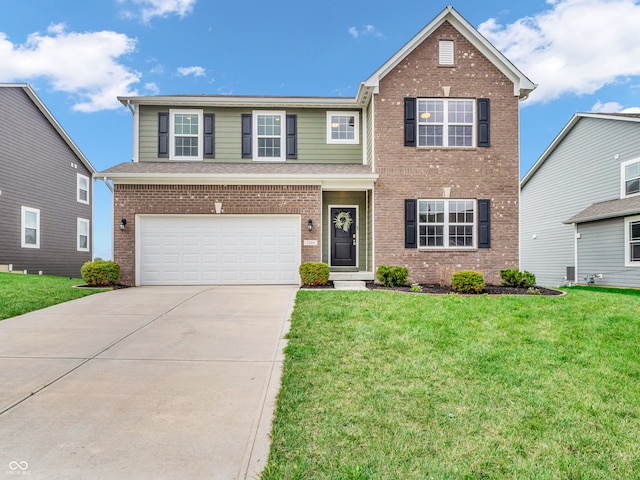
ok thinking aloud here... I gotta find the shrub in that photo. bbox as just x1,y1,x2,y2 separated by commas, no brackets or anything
376,265,409,287
500,269,536,288
451,270,485,294
299,262,330,286
81,260,120,287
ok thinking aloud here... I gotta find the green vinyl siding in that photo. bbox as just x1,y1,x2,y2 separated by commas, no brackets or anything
137,105,362,163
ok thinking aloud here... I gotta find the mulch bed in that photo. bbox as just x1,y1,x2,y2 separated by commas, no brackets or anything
302,281,563,296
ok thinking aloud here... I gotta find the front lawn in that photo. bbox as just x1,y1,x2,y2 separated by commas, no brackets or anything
264,287,640,479
0,272,107,320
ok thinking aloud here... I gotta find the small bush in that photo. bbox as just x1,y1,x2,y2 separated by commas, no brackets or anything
410,283,423,292
376,265,409,287
451,270,485,294
81,260,120,287
299,262,330,286
500,269,536,288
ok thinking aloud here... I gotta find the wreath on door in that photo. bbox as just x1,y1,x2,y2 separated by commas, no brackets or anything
333,211,353,232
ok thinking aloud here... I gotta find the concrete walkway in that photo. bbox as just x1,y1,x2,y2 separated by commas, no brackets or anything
0,285,297,479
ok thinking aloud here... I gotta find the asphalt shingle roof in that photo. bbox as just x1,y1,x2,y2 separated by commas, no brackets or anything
565,195,640,224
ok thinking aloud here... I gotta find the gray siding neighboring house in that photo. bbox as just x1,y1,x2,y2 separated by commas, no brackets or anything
0,84,95,277
520,113,640,287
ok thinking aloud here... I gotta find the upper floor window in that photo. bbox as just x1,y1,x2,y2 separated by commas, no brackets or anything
77,218,90,252
77,173,89,205
21,206,40,249
327,112,359,144
439,40,454,65
253,111,285,161
622,158,640,198
418,199,475,248
417,99,474,147
169,109,203,160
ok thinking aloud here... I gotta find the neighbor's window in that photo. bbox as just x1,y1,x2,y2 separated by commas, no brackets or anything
417,99,474,147
21,206,40,249
77,173,89,205
77,218,90,252
622,158,640,197
625,215,640,266
253,111,285,160
170,109,203,160
439,40,454,65
418,199,475,248
327,112,359,144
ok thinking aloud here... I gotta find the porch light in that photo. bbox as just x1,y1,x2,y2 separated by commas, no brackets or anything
307,219,313,231
119,218,127,231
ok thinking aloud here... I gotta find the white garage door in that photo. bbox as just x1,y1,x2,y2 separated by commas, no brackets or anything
137,215,300,285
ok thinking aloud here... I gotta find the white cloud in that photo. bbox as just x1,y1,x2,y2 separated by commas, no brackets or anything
348,25,383,39
479,0,640,103
119,0,196,23
0,24,139,112
591,101,640,113
144,82,160,94
177,66,206,77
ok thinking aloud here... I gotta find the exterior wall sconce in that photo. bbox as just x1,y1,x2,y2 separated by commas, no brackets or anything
307,219,313,231
119,218,127,231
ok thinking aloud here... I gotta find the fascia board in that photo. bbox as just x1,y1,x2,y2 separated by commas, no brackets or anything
118,95,360,110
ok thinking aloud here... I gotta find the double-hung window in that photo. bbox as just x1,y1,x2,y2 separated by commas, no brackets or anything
253,111,285,160
21,206,40,249
77,218,90,252
417,99,474,147
622,158,640,197
327,112,359,144
625,215,640,266
169,109,203,160
418,199,475,248
77,173,89,204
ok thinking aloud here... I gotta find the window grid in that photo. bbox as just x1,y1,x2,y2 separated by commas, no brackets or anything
254,112,285,160
170,110,202,160
418,200,475,248
417,99,474,147
331,115,355,140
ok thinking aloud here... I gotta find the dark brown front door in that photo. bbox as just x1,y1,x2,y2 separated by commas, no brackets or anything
330,207,357,267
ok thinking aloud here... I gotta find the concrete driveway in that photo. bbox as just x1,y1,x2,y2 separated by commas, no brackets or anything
0,285,297,479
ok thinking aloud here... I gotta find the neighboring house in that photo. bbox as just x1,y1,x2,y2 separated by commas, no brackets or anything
521,113,640,287
99,6,535,286
0,84,95,277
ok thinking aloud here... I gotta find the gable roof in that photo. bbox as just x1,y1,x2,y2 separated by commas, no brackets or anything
362,5,536,99
521,113,640,188
0,83,96,173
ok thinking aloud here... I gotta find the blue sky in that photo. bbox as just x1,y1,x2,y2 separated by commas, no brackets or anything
2,0,640,260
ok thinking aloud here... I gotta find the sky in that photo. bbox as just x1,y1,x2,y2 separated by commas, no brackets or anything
2,0,640,261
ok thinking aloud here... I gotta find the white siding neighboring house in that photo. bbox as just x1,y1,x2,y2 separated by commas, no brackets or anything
520,113,640,287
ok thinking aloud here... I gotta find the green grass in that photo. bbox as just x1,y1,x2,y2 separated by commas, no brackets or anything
264,288,640,479
0,272,107,320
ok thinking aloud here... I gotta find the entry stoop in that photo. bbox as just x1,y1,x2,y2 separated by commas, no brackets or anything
333,281,368,290
329,272,374,282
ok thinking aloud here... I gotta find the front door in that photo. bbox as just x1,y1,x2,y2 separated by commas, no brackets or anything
330,207,357,267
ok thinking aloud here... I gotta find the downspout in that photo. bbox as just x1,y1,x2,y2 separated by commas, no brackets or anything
574,223,579,285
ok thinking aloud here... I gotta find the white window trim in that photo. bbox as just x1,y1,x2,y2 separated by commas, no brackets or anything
439,40,454,65
417,98,476,148
417,199,477,249
77,173,90,205
624,214,640,266
253,111,286,161
620,157,640,199
77,218,90,252
169,109,203,161
21,206,40,249
326,111,360,145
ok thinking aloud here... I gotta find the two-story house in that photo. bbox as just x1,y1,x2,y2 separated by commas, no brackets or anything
100,6,535,286
521,113,640,287
0,84,95,278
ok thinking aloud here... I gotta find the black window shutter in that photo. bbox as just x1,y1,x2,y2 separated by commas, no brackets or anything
286,114,297,159
404,98,416,147
203,113,215,158
477,98,490,147
241,114,252,158
405,199,417,248
158,112,169,158
478,199,491,248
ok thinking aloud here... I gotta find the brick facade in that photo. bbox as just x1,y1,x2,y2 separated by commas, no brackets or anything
373,22,520,285
113,184,322,285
